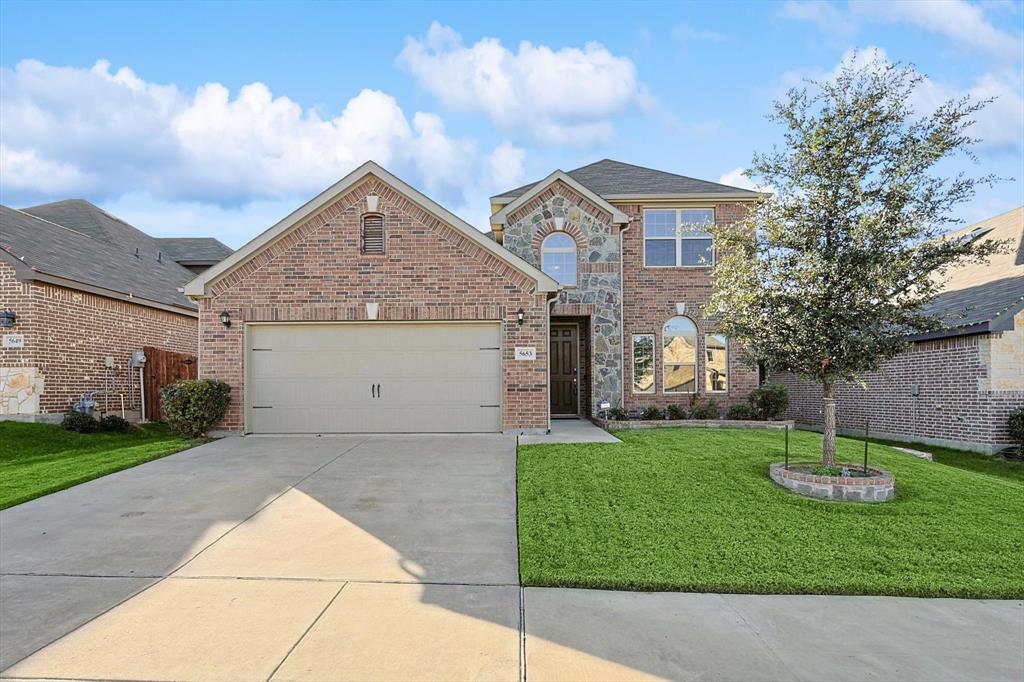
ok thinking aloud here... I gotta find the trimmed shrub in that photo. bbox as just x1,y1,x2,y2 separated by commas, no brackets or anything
160,379,231,438
1008,409,1024,459
748,384,789,420
608,406,629,421
640,406,664,420
689,398,719,420
99,414,133,432
62,409,100,433
726,403,757,420
666,404,687,420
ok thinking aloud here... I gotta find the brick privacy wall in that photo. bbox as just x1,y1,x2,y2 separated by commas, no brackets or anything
618,202,759,415
0,260,198,413
770,332,1024,452
198,175,550,432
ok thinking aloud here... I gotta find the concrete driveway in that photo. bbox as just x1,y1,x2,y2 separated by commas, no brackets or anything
2,434,1021,681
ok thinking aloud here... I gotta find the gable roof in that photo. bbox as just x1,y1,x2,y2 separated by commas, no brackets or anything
185,161,560,298
23,199,159,259
157,237,234,265
492,159,761,203
911,206,1024,340
489,170,629,226
0,205,198,314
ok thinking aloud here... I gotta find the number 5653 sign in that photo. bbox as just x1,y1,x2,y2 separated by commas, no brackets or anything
514,346,536,361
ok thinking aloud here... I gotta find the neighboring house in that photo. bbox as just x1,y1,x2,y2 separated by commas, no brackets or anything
0,200,230,418
185,159,761,435
771,206,1024,453
156,238,234,274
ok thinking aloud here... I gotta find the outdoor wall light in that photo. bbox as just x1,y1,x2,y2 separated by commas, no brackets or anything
0,309,15,328
219,311,232,328
516,308,525,325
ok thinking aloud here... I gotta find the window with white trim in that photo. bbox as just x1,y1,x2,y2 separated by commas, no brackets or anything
663,316,698,393
643,208,715,267
705,333,728,392
632,334,655,394
541,232,577,286
360,214,385,254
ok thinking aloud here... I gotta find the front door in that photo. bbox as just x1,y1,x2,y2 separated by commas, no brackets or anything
550,324,579,416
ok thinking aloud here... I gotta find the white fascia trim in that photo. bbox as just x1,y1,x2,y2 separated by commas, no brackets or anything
186,160,560,297
602,192,766,201
489,171,629,226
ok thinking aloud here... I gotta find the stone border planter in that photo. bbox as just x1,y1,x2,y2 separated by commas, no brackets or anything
770,462,895,503
596,418,794,431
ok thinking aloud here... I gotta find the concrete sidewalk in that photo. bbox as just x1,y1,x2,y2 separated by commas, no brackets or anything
2,434,1021,681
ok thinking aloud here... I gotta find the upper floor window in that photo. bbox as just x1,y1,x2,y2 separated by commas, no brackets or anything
663,316,698,393
541,232,577,286
643,208,715,267
360,214,385,254
705,334,728,392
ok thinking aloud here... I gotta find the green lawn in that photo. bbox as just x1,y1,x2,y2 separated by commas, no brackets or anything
517,428,1024,599
865,436,1024,483
0,421,199,510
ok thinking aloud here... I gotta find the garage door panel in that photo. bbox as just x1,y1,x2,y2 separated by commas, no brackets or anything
247,323,502,433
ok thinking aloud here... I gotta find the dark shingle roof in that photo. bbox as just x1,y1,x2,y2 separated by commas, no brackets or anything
0,205,197,311
494,159,760,200
157,237,233,264
23,199,158,258
911,206,1024,340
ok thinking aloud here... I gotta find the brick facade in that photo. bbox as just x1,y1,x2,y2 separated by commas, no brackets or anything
618,202,759,415
770,315,1024,453
0,260,197,415
197,175,550,433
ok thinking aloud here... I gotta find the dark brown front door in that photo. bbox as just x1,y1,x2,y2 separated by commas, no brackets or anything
550,324,579,416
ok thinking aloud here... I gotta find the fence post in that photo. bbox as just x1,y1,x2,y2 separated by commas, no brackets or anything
863,418,870,474
785,424,789,470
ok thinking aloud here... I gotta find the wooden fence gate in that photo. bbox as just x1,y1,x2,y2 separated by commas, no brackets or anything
143,346,198,421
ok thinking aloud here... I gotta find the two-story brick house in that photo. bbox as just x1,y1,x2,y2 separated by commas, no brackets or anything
489,159,761,418
187,160,761,434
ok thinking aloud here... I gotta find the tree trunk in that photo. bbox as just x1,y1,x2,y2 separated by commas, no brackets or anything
822,381,837,467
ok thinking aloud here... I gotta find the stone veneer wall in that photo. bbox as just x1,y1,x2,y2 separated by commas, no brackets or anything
199,175,551,433
770,317,1024,453
502,181,622,416
0,260,198,415
618,202,760,415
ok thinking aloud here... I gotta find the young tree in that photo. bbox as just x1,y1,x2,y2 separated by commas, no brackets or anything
708,56,1003,467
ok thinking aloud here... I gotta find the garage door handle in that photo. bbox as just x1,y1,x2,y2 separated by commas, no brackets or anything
376,383,381,398
371,384,376,398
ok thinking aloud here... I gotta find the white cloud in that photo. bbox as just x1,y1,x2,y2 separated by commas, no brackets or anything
0,59,479,207
851,0,1021,61
780,1,856,41
671,24,728,43
397,22,648,146
777,47,1023,152
718,167,758,191
485,142,527,190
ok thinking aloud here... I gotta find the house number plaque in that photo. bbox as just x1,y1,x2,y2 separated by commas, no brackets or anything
514,346,536,361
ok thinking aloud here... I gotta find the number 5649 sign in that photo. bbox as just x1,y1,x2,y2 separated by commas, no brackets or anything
514,346,536,361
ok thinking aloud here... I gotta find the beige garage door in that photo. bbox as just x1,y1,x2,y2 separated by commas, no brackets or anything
246,322,502,433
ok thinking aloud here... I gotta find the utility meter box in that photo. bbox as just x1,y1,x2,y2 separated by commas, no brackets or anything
104,356,115,368
130,351,147,368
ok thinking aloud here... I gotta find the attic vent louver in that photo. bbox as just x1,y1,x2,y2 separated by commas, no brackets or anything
360,214,385,255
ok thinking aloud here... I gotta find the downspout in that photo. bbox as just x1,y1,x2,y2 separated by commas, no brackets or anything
547,293,558,433
618,216,633,412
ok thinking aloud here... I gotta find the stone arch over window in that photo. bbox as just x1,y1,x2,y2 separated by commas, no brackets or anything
530,219,588,254
541,232,578,286
663,315,698,394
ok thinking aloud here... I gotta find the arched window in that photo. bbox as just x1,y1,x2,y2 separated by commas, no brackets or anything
663,316,697,393
541,233,577,286
360,214,385,254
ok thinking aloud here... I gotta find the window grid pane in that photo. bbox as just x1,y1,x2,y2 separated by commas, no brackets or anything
632,335,654,394
663,316,697,394
705,334,728,392
541,233,578,285
680,239,714,266
645,239,675,266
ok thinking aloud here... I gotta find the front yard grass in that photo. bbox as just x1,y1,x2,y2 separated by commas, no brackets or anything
0,421,199,510
517,428,1024,599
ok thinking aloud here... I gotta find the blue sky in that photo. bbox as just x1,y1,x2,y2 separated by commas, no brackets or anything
1,0,1021,247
